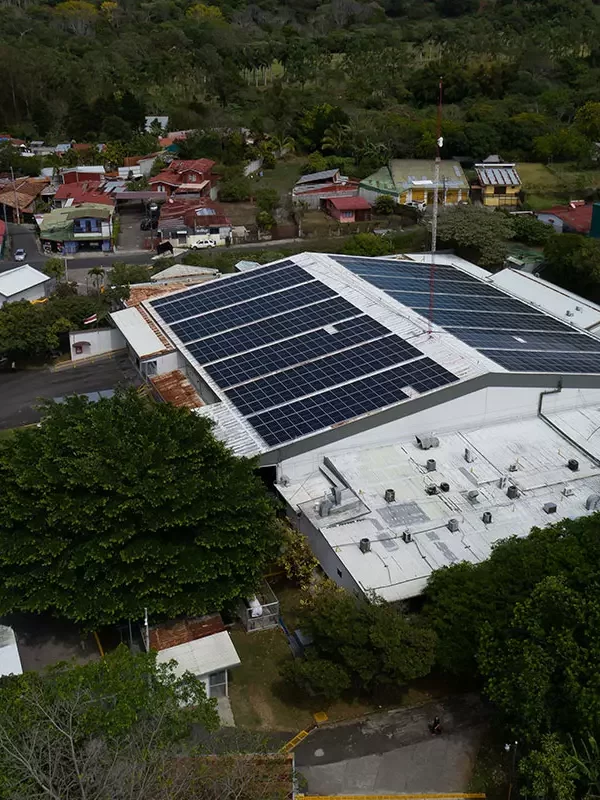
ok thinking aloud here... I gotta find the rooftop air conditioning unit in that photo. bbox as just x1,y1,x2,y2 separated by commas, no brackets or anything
319,499,332,517
482,511,493,524
416,434,439,450
402,530,412,543
467,490,479,502
507,485,519,500
543,502,557,514
447,518,459,532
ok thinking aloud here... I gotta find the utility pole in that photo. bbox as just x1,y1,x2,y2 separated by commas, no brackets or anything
9,166,20,225
428,77,443,336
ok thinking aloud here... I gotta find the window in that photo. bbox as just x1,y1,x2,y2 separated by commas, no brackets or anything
494,186,506,195
342,210,353,218
187,172,197,182
208,670,227,697
143,360,157,377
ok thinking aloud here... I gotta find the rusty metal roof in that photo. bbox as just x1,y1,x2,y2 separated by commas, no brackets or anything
150,369,204,409
149,613,225,651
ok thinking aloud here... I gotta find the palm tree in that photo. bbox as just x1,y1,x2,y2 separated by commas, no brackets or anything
271,135,296,157
87,266,105,295
321,124,349,154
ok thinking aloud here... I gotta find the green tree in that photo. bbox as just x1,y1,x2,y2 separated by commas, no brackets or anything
374,195,396,216
0,389,281,627
534,128,592,163
256,209,275,230
219,176,252,202
342,233,395,257
0,645,218,799
108,261,152,286
256,188,279,214
282,655,351,700
291,582,436,694
87,265,105,294
519,734,578,800
575,101,600,141
511,214,554,246
543,234,600,295
437,205,515,268
42,256,66,283
277,525,318,590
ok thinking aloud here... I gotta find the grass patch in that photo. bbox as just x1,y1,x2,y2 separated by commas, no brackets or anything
0,428,17,440
518,162,562,192
253,157,305,198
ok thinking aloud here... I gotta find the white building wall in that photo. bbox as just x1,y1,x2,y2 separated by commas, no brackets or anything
0,284,48,307
69,328,125,361
280,384,600,474
139,350,181,377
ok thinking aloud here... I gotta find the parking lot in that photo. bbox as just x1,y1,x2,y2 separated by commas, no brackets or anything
117,203,154,252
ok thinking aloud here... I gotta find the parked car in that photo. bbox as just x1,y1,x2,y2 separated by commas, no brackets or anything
191,240,216,249
13,248,26,261
404,201,426,212
140,219,158,231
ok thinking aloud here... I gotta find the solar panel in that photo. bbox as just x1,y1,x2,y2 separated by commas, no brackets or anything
248,357,458,446
170,281,335,343
186,297,360,364
387,290,536,314
225,336,421,416
204,316,391,389
482,349,600,374
334,255,483,284
152,264,310,324
432,309,573,332
150,260,296,309
446,328,600,353
367,274,501,296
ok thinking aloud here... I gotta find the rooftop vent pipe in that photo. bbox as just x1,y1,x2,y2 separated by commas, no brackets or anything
384,488,395,503
359,538,371,554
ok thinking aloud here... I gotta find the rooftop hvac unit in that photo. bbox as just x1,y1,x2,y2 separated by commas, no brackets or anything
508,463,518,473
562,486,574,497
416,434,439,450
507,485,519,500
566,310,574,317
467,490,479,502
319,499,332,517
464,448,474,463
426,459,437,472
331,486,343,505
439,482,450,493
447,518,459,532
402,530,412,543
359,537,371,554
499,476,507,489
586,494,600,511
384,488,396,503
568,459,579,472
482,511,493,524
425,484,439,495
543,502,557,514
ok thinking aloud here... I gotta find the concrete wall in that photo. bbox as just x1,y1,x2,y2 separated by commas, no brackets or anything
69,328,125,361
139,350,180,377
0,284,48,308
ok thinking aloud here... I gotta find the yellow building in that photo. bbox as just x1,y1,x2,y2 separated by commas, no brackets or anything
359,159,469,207
474,155,521,207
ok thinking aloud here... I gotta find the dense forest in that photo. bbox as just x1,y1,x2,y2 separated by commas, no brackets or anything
3,0,600,167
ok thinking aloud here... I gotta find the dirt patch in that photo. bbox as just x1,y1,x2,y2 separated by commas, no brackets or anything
247,684,279,729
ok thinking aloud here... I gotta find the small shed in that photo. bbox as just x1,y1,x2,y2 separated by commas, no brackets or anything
325,196,372,223
239,581,279,633
147,614,240,698
0,265,51,307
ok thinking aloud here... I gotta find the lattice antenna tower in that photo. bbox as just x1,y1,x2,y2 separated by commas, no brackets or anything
429,77,443,336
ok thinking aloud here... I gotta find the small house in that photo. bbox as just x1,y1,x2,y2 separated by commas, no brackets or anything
61,166,106,185
0,265,51,307
158,198,231,247
149,159,215,197
473,156,521,208
325,195,372,223
535,202,592,234
292,168,360,210
360,160,469,206
38,203,115,254
146,614,241,698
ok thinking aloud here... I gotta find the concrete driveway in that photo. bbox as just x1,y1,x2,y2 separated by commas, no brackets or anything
0,354,140,429
294,694,488,796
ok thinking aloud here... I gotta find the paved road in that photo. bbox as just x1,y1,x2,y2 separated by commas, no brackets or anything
294,694,488,796
0,355,140,429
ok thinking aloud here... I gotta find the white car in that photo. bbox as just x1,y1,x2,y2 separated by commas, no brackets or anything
404,201,426,212
191,240,217,250
13,248,26,261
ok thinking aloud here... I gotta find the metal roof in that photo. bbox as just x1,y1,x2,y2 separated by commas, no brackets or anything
0,265,50,298
110,307,167,358
155,630,240,679
0,626,22,677
362,160,468,192
296,169,340,185
475,164,521,186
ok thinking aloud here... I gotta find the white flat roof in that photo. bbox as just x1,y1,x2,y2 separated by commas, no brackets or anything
0,265,50,297
277,412,600,601
0,626,23,677
156,630,240,678
110,306,165,358
490,268,600,332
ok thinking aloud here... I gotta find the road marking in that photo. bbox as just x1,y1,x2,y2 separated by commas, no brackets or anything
279,729,310,753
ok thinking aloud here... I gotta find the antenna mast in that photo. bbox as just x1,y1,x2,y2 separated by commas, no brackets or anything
428,77,443,336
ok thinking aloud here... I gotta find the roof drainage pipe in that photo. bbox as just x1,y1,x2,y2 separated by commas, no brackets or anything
538,379,600,468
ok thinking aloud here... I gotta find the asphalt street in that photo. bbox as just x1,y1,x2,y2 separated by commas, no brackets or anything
294,693,488,796
0,355,140,429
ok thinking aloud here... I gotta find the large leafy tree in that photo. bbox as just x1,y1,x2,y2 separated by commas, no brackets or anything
0,390,281,627
437,205,515,268
0,645,219,800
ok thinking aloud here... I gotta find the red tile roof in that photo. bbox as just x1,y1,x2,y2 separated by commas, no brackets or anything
159,197,231,228
149,159,215,188
149,614,225,651
539,202,593,234
54,182,115,207
328,195,372,211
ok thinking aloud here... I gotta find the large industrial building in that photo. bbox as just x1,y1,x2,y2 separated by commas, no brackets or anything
113,252,600,601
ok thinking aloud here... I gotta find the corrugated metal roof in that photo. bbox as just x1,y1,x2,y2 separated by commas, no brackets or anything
155,630,240,678
296,169,340,185
110,307,166,358
149,614,224,651
0,265,50,298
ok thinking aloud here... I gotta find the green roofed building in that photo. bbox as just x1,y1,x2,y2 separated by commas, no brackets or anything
37,203,115,255
359,159,469,207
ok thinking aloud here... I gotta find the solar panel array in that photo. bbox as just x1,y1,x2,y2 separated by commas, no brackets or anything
148,260,459,446
334,256,600,374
